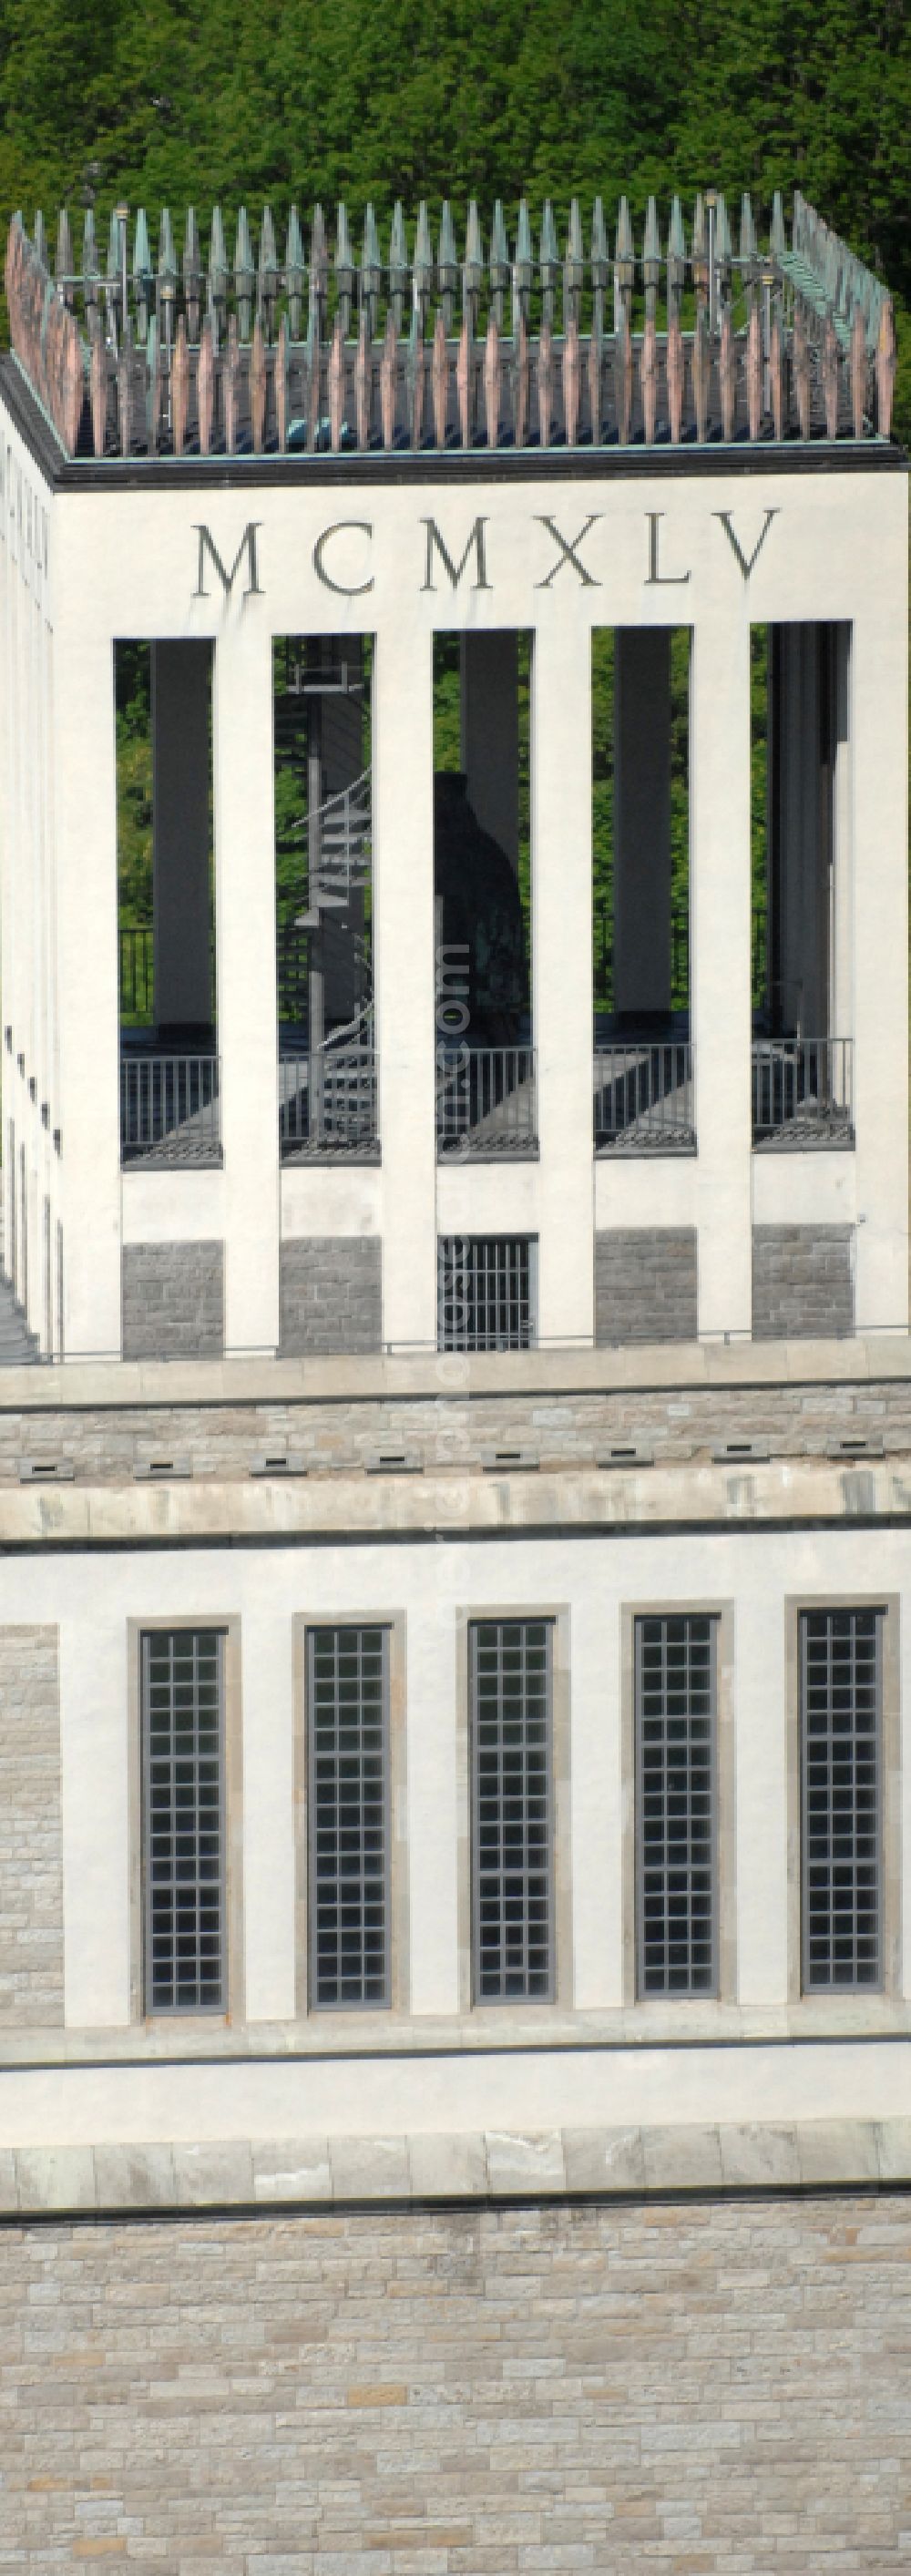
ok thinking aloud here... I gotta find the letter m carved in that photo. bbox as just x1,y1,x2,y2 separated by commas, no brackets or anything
421,517,490,591
192,522,263,600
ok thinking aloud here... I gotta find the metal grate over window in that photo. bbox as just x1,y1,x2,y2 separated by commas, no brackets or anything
801,1609,882,1990
470,1620,553,2002
141,1630,226,2013
437,1236,534,1352
636,1614,716,1997
307,1626,390,2009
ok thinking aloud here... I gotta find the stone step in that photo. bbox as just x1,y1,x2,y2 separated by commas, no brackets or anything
0,1269,38,1364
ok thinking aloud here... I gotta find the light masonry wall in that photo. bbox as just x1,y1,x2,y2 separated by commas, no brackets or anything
0,1627,62,2025
121,1241,224,1359
3,2194,910,2571
752,1223,854,1339
595,1227,698,1344
280,1236,382,1355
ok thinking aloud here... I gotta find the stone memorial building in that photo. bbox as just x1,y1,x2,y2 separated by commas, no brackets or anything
0,181,907,2568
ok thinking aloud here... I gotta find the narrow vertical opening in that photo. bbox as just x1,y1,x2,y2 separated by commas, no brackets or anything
751,622,852,1147
433,630,534,1158
116,639,218,1167
272,635,375,1159
591,627,691,1151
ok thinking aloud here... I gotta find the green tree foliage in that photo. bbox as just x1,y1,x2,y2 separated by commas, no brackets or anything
0,0,906,430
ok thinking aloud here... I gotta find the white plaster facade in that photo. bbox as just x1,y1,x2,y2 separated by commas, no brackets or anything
0,306,909,2213
0,404,906,1363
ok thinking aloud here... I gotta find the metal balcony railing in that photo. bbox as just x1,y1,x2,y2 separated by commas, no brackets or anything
593,1043,695,1152
435,1047,537,1159
752,1038,854,1147
280,1047,378,1158
120,1054,221,1166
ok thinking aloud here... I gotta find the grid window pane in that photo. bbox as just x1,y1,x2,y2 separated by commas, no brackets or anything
141,1630,226,2013
801,1609,882,1991
636,1614,716,1998
308,1626,390,2009
470,1620,553,2002
438,1236,534,1352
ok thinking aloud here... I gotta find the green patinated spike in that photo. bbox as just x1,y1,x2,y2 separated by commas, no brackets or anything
489,200,508,289
34,210,46,269
615,196,634,263
81,208,98,285
56,210,74,283
643,196,660,271
539,199,559,283
234,207,254,295
590,198,609,289
565,198,584,295
740,194,757,263
107,212,120,280
335,204,354,294
362,203,382,293
716,194,732,264
438,201,457,287
770,192,786,258
389,201,408,291
285,206,304,334
668,195,685,267
691,193,706,260
158,207,177,283
133,209,150,287
183,210,201,296
210,206,228,301
414,202,434,290
515,199,533,288
310,205,327,291
464,200,483,294
260,207,277,296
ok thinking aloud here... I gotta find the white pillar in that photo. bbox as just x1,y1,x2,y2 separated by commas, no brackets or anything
613,629,671,1017
375,618,436,1349
213,620,280,1356
691,613,752,1339
461,630,519,866
532,616,594,1345
54,626,121,1359
152,641,212,1031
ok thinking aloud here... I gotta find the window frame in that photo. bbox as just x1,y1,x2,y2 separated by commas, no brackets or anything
294,1612,409,2018
787,1594,900,2002
305,1622,392,2013
437,1234,537,1353
129,1617,242,2025
621,1600,735,2008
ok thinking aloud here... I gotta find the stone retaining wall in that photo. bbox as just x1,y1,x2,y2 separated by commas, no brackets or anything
121,1242,224,1360
0,1627,62,2025
3,2189,909,2571
280,1236,383,1355
752,1223,855,1339
3,1373,904,1483
595,1227,698,1344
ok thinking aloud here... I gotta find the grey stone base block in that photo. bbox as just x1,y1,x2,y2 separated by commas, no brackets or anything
280,1235,382,1356
6,2119,909,2216
595,1227,697,1345
752,1223,854,1340
122,1241,224,1361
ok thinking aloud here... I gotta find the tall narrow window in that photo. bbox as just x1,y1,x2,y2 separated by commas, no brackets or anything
636,1614,716,1997
470,1620,553,2003
141,1630,226,2013
307,1626,390,2009
801,1609,882,1990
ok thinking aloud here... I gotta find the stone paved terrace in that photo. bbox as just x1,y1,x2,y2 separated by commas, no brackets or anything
5,187,897,466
